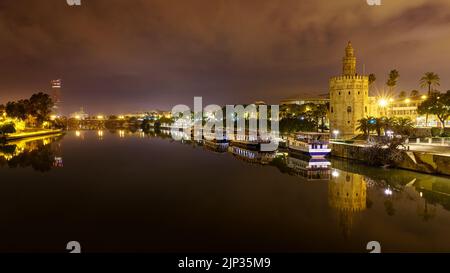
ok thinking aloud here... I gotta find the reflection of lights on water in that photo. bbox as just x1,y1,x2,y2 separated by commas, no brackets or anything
119,130,125,138
331,170,340,177
97,130,104,138
75,131,81,137
420,192,423,197
384,188,393,196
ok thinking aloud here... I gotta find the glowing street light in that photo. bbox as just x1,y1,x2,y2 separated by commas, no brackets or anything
421,95,427,100
405,98,411,104
332,130,340,139
97,115,104,120
332,170,340,178
384,188,393,196
378,98,389,107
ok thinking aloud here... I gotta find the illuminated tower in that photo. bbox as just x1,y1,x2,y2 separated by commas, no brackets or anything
51,79,62,115
329,42,369,139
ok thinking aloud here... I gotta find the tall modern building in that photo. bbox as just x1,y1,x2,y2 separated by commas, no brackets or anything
329,42,370,139
51,79,62,115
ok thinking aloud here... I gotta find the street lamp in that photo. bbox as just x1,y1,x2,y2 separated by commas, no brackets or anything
332,130,339,139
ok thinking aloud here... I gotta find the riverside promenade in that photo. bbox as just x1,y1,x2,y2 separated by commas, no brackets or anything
1,129,63,142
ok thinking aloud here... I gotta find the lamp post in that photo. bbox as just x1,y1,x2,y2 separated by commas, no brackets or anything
332,130,339,140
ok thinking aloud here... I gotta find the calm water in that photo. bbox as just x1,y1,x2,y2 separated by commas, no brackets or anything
1,130,450,253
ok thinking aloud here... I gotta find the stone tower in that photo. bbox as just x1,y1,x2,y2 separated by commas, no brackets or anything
329,42,369,139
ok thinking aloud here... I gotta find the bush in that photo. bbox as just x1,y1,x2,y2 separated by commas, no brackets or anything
431,127,441,137
0,122,16,135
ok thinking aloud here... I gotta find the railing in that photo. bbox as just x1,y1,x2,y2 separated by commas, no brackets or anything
406,137,450,146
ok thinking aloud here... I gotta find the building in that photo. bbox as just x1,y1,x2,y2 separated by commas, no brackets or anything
329,42,370,139
280,95,329,106
70,107,89,120
329,42,448,138
51,79,62,115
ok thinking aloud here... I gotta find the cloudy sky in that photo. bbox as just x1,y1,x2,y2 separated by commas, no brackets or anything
0,0,449,114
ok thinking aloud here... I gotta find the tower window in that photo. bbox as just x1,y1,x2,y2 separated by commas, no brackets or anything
348,91,351,95
347,106,352,113
331,107,334,113
339,92,341,95
365,106,367,113
358,91,360,95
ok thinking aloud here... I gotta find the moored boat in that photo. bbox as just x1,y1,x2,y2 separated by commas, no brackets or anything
287,132,331,157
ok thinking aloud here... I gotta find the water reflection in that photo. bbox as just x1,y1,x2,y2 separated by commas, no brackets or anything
328,171,367,238
3,129,450,251
0,134,63,172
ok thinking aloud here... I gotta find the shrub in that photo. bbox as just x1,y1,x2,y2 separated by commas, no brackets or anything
0,122,16,135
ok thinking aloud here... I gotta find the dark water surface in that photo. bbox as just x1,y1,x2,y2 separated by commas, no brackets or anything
1,130,450,253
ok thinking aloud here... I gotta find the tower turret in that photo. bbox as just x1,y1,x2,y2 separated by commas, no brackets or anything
342,41,356,76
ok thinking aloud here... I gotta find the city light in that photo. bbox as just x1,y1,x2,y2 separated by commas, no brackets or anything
332,130,340,139
97,115,104,120
118,115,125,119
331,170,340,177
378,98,389,107
421,95,428,100
405,98,411,104
75,115,81,120
384,188,393,196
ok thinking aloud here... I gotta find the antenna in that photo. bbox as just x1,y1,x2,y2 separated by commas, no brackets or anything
363,64,366,75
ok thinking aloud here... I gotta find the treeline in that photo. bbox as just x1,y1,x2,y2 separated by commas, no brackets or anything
2,92,54,126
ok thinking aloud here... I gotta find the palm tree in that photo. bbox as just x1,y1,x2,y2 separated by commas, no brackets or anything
420,72,440,127
368,73,376,85
382,117,397,133
394,117,415,136
357,118,370,137
420,72,440,95
398,91,407,99
374,117,385,136
386,69,400,94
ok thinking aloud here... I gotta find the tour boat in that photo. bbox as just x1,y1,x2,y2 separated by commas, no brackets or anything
229,132,278,152
287,132,331,157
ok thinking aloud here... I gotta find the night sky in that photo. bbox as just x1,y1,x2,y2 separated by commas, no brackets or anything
0,0,449,115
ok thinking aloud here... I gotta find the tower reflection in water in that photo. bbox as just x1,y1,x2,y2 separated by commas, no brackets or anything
328,170,367,238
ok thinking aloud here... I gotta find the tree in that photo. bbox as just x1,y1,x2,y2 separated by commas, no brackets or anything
386,69,400,94
29,92,54,125
398,91,407,99
393,117,414,136
311,104,328,132
417,91,450,133
357,118,370,137
410,90,420,98
420,72,440,95
0,122,16,136
368,73,376,85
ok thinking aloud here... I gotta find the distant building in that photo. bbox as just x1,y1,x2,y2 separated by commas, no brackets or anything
70,107,89,120
280,95,329,106
51,79,62,115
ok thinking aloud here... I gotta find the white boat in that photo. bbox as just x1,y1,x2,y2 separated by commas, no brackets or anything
288,132,331,157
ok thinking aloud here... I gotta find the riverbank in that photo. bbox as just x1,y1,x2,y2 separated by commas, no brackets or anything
331,142,450,176
1,129,64,142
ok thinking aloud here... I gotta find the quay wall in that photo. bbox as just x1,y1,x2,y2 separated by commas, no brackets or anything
331,143,450,176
